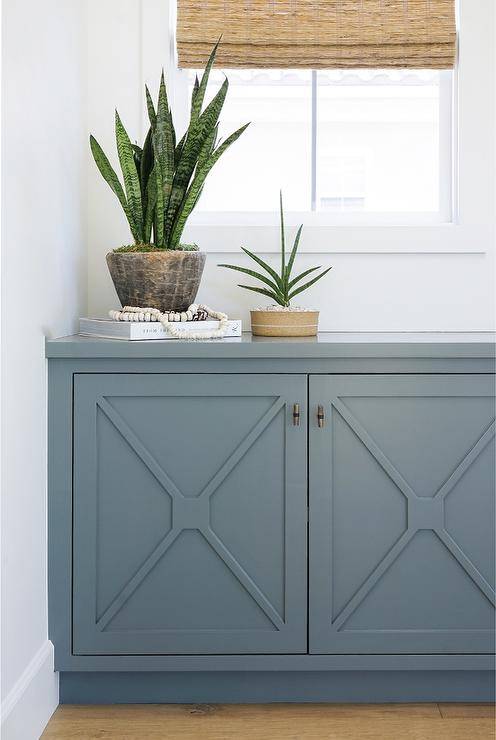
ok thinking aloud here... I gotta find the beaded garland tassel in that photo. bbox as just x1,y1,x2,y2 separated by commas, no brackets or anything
109,304,230,340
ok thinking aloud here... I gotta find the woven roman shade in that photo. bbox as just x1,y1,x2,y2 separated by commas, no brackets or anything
177,1,456,70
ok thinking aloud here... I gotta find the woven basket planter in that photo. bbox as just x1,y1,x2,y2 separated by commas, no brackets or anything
250,309,319,337
106,250,206,312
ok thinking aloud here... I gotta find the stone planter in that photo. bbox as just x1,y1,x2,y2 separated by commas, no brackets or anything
106,250,206,312
250,309,319,337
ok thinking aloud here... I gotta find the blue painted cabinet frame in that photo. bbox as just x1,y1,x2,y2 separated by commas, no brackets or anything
309,374,495,655
46,337,496,699
73,373,307,655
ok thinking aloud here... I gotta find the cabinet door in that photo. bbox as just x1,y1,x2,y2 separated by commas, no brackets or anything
309,375,495,654
73,374,307,655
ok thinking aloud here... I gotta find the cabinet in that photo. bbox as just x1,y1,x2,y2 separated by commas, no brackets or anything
47,334,496,702
73,374,307,654
309,375,495,655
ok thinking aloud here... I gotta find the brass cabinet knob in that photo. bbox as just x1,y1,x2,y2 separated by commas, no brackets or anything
293,403,300,426
317,405,325,428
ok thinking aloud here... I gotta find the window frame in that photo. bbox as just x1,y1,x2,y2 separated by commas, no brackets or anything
184,67,454,222
140,0,493,255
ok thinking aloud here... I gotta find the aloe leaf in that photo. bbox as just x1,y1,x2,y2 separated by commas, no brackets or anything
145,85,157,128
285,224,303,282
218,264,285,298
115,111,144,241
288,267,332,301
279,190,285,280
236,284,285,306
288,265,322,290
240,246,283,289
190,39,220,123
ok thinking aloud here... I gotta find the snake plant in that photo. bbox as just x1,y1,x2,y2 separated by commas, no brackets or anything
219,193,331,307
90,42,249,250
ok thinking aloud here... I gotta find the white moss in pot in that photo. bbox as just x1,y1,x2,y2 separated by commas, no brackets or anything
219,193,332,337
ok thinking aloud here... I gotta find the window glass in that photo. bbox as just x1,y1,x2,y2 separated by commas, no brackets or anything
186,68,449,216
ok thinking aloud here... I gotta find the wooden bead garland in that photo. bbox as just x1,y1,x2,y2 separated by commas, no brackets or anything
109,304,229,340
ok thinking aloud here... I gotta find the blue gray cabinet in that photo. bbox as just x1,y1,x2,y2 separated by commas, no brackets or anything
46,334,496,702
73,373,307,655
309,374,495,655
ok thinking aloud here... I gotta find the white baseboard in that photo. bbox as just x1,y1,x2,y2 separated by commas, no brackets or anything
1,641,59,740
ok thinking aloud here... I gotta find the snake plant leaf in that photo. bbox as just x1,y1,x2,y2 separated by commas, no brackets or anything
140,127,154,201
143,164,157,243
115,111,144,241
190,75,200,116
174,131,187,167
154,71,175,212
288,267,332,301
90,134,141,243
145,85,157,129
236,284,285,306
91,41,244,251
240,246,283,289
165,81,231,244
285,224,303,282
190,39,220,123
288,265,322,290
199,119,237,171
170,109,177,152
191,185,204,213
198,124,218,171
171,77,229,202
168,123,249,248
132,144,142,175
153,152,165,247
217,264,285,299
197,76,228,130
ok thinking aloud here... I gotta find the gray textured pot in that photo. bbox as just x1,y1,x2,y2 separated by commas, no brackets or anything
106,250,206,312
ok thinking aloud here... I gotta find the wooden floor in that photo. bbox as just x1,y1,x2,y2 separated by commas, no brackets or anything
42,703,495,739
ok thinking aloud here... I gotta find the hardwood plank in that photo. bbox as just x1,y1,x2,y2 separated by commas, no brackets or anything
438,703,495,718
51,703,441,720
42,704,496,740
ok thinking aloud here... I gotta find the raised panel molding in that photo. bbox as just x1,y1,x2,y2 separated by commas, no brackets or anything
94,394,286,633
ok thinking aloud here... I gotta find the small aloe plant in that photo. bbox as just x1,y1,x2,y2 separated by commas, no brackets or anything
219,193,331,307
90,42,249,250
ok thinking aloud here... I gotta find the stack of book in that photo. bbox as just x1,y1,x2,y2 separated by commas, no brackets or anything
79,317,242,341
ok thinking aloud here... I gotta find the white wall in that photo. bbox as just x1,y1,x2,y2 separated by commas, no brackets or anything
1,1,87,737
0,2,492,735
87,0,495,330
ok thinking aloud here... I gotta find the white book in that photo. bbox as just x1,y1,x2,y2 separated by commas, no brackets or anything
79,317,242,341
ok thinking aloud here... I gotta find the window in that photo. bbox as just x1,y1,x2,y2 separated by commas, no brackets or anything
182,68,453,221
